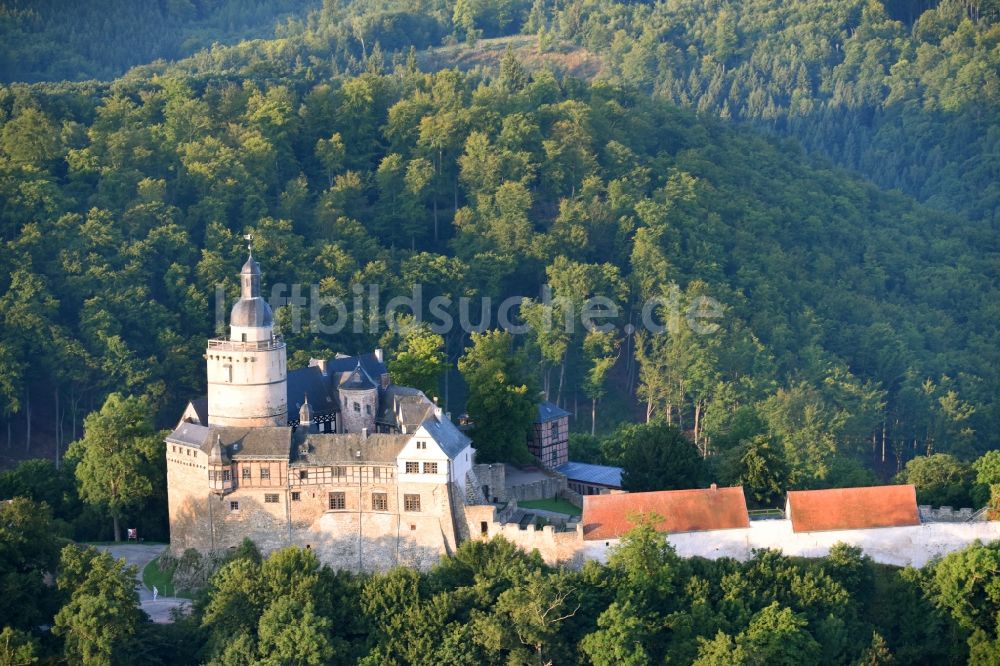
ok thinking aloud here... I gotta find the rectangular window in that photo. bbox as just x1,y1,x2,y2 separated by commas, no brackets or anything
260,468,270,480
353,402,360,412
373,467,381,480
299,470,308,480
230,501,239,511
329,492,345,510
222,470,231,481
372,493,388,511
333,466,345,479
405,462,419,474
404,494,421,512
422,462,438,474
242,468,251,480
291,491,300,501
264,494,279,504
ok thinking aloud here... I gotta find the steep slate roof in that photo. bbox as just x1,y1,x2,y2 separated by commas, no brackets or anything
287,365,338,415
582,486,750,540
167,422,209,447
785,485,920,533
377,385,425,426
537,401,570,422
189,398,208,425
420,412,472,459
217,427,292,459
556,461,622,488
340,363,377,390
166,424,292,458
326,352,387,381
296,433,410,464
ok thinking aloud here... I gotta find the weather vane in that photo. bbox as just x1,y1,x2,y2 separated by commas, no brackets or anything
244,233,254,254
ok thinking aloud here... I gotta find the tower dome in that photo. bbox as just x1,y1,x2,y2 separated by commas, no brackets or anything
228,248,276,342
230,298,274,328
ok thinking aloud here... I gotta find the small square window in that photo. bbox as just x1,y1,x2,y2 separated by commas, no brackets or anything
260,468,270,480
422,462,438,474
329,492,345,510
242,468,251,480
222,470,231,481
333,466,345,479
404,494,420,512
264,494,279,504
299,470,308,480
291,492,301,501
405,462,419,474
230,501,239,511
372,493,388,511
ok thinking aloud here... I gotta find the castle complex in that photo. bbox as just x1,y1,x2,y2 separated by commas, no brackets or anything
166,251,477,570
166,251,1000,572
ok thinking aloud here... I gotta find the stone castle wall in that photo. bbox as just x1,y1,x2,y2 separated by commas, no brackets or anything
581,519,1000,569
918,505,981,522
168,455,460,571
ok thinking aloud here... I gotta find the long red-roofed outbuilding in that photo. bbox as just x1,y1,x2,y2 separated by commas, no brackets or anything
582,485,750,540
785,484,921,533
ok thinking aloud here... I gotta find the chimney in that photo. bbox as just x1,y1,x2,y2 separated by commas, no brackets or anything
374,348,383,363
434,406,443,420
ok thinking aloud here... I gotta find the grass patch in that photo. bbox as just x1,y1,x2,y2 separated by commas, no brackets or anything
142,556,189,599
519,498,582,516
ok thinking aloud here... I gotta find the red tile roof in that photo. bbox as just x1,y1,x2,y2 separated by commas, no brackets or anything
581,486,750,540
785,484,920,533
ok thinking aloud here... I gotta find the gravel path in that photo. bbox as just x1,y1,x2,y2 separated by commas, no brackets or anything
96,544,191,624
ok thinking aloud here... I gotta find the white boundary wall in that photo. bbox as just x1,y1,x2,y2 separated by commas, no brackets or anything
581,520,1000,568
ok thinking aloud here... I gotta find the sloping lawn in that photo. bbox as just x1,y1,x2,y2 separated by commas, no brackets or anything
142,556,190,599
519,498,582,516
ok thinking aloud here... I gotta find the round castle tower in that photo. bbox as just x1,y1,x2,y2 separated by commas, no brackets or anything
206,248,287,427
338,362,378,433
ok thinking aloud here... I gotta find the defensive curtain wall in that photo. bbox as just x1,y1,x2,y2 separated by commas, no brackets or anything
464,503,1000,569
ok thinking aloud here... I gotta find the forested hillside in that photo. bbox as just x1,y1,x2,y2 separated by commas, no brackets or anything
0,49,995,484
87,0,999,226
0,0,316,82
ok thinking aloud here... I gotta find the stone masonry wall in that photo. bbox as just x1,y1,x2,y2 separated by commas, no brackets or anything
581,519,1000,568
918,505,980,522
169,454,459,571
472,464,507,502
463,504,585,567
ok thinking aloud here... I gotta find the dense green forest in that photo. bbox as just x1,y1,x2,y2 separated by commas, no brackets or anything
0,0,317,83
7,0,996,224
3,497,999,665
0,1,998,663
0,1,997,484
1,48,996,482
